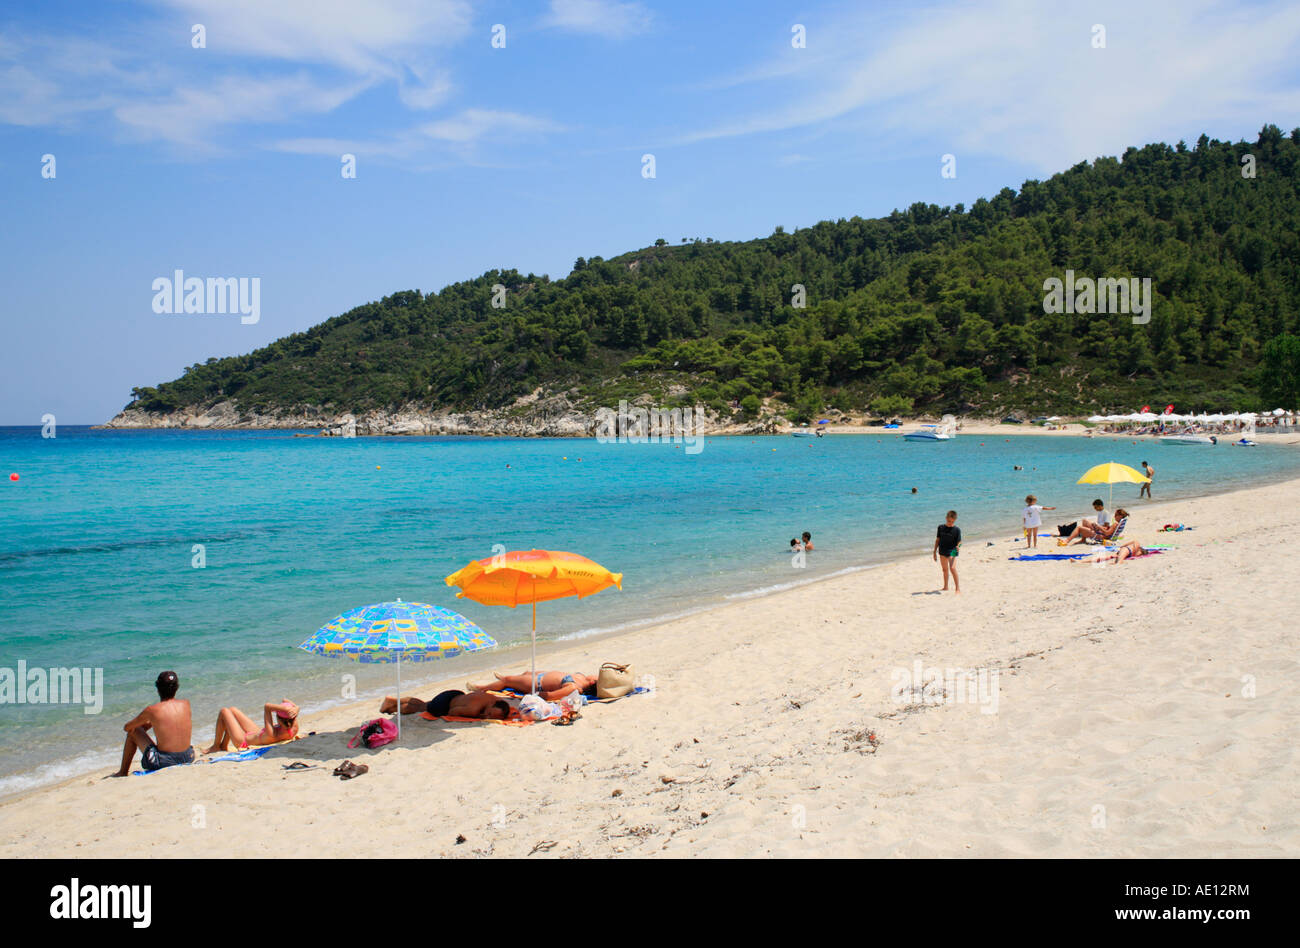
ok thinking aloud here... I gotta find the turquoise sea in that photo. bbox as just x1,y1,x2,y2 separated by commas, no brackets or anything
2,425,1298,793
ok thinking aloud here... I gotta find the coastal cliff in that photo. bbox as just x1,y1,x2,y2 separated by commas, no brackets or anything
100,392,778,437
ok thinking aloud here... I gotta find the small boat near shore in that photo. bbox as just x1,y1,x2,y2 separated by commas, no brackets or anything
1161,434,1217,445
903,415,957,442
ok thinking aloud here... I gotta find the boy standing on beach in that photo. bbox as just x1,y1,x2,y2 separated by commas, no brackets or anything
1022,495,1056,548
1140,461,1154,499
933,510,961,593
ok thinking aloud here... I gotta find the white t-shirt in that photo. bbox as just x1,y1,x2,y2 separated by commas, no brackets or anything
1095,510,1111,526
1023,504,1044,528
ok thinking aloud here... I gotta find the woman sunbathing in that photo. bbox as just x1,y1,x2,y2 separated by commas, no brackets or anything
468,670,598,702
1076,540,1151,564
1061,509,1128,546
203,699,299,753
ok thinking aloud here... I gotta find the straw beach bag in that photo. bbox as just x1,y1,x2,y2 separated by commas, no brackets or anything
596,662,634,699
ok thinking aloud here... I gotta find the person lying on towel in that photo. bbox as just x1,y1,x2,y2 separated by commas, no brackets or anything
467,670,598,703
379,692,511,720
1075,540,1151,565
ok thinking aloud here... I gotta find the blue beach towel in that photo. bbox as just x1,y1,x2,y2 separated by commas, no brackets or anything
1009,546,1170,562
131,745,271,775
209,746,272,763
1008,552,1092,560
587,686,652,704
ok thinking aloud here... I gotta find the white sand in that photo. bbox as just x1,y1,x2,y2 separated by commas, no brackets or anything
3,475,1297,858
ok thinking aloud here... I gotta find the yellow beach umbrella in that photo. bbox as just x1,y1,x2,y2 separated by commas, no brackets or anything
1077,461,1149,506
445,550,622,695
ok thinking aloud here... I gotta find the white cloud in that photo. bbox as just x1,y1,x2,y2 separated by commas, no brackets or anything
113,74,374,150
271,108,565,165
542,0,652,39
678,0,1300,171
151,0,473,72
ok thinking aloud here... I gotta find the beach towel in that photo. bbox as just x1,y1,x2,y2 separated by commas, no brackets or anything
430,714,538,727
586,686,652,703
1009,546,1171,561
131,744,272,775
210,746,272,763
1008,552,1093,560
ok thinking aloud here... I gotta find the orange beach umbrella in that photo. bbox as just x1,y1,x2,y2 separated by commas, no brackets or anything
444,550,622,695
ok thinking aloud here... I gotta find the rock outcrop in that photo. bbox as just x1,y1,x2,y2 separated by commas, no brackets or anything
99,393,769,437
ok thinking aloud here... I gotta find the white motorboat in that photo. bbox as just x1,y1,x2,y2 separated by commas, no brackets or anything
903,415,957,441
1160,434,1216,445
791,427,816,438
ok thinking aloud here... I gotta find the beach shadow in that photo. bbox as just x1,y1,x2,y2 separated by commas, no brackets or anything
910,590,944,596
230,717,459,764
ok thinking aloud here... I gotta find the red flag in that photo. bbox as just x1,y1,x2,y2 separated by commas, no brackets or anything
1164,404,1174,414
1141,405,1151,413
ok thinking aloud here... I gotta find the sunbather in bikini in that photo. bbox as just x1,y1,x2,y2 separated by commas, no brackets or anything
202,699,299,754
467,670,598,702
1077,540,1151,564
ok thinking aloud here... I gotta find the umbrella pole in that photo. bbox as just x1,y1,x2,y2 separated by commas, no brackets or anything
396,651,401,741
530,580,537,697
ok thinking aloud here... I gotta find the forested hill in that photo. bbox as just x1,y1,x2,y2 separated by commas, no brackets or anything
127,125,1300,423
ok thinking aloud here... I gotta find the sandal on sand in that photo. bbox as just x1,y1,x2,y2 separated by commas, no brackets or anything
333,761,369,780
282,762,318,771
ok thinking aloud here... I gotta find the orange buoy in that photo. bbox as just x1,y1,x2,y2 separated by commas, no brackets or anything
8,473,17,481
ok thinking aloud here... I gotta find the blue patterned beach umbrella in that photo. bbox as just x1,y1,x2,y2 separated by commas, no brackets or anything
299,599,496,739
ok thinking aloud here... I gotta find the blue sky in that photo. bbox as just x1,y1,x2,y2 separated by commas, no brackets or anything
3,0,1299,424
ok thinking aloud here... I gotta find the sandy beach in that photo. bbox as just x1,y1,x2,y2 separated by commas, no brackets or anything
3,471,1297,859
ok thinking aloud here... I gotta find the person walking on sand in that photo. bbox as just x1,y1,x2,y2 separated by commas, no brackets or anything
111,671,193,777
933,510,961,593
1140,461,1154,499
1022,495,1056,548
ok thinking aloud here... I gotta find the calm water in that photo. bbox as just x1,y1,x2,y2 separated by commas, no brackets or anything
2,425,1297,792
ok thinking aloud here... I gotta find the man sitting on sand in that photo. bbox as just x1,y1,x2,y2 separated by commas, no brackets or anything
111,670,193,777
1062,508,1128,546
468,670,598,702
1080,498,1111,532
380,691,512,720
